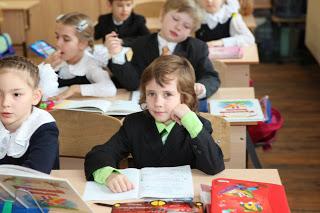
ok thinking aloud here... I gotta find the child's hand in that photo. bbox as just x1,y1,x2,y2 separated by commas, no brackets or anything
52,85,80,100
171,104,191,125
194,83,206,98
105,32,123,56
106,173,134,193
207,40,224,47
45,50,62,69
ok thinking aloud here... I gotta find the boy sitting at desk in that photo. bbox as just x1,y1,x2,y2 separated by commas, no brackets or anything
84,55,225,193
104,0,220,99
94,0,150,46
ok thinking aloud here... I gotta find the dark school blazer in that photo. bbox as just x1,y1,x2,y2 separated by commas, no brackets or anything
94,12,150,46
0,122,59,174
108,33,221,98
84,111,225,180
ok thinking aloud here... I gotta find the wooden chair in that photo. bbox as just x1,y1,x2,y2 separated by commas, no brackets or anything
133,0,165,18
199,113,231,162
211,60,228,87
50,110,122,169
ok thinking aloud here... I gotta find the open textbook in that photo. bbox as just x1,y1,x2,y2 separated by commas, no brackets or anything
83,165,194,201
209,99,265,122
53,99,142,115
0,164,92,212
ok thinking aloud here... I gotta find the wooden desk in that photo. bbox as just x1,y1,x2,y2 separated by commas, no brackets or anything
210,87,255,168
51,169,281,212
0,0,40,56
216,44,259,87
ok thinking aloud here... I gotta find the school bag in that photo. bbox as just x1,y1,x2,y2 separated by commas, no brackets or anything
247,97,284,150
0,33,15,58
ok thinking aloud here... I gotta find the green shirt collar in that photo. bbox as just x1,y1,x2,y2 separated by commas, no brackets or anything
155,121,176,134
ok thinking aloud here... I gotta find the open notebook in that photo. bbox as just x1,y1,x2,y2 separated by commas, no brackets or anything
0,165,92,212
53,99,142,115
83,165,194,201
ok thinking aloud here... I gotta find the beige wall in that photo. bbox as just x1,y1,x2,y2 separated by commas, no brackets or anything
1,0,109,45
306,0,320,65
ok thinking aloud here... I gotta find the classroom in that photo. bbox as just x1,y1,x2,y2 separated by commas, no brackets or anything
0,0,319,212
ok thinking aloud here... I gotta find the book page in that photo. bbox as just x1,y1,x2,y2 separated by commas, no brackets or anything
139,165,194,199
131,90,141,103
104,100,141,115
54,99,111,113
0,164,49,178
82,168,140,201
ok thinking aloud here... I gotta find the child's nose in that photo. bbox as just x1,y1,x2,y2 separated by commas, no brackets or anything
1,96,11,107
154,95,164,106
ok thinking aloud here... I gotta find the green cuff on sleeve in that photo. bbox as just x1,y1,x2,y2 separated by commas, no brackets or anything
93,166,121,184
181,111,203,139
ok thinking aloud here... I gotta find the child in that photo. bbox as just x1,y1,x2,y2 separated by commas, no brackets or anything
0,56,59,174
196,0,255,47
105,0,220,99
94,0,150,46
85,55,225,193
39,12,117,100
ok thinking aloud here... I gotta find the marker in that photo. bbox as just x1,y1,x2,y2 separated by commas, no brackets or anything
94,202,113,208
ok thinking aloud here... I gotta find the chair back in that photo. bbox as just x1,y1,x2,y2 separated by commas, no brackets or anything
50,110,122,158
133,0,165,18
211,60,228,87
199,112,231,161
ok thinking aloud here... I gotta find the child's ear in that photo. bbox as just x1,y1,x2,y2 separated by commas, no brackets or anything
79,40,88,50
32,88,42,106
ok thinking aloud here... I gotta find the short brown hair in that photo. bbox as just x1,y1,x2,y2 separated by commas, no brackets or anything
161,0,203,32
0,56,39,88
140,55,198,112
56,12,94,50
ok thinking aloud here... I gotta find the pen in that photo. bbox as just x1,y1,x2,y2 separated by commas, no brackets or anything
94,202,114,208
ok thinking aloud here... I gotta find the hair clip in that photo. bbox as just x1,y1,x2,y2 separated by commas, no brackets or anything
56,14,64,21
76,20,88,32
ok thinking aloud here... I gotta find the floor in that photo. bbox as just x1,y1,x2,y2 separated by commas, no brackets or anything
249,62,320,212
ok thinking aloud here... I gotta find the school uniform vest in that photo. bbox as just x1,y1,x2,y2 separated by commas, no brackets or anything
196,17,232,42
58,75,90,88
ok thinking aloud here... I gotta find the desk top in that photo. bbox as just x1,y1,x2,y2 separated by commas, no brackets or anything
51,169,281,213
210,87,254,100
218,44,259,64
0,0,39,10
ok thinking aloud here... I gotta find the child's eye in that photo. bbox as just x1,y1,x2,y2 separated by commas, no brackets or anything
147,92,155,97
183,25,191,30
172,16,179,21
14,93,22,97
163,92,173,98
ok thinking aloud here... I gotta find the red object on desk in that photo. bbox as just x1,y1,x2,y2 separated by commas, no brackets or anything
210,178,290,213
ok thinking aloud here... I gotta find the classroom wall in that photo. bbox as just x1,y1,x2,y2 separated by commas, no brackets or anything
3,0,108,45
305,0,320,65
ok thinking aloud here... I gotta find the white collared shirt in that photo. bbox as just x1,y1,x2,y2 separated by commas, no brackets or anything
202,3,255,47
157,34,177,55
0,107,55,159
39,52,117,97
